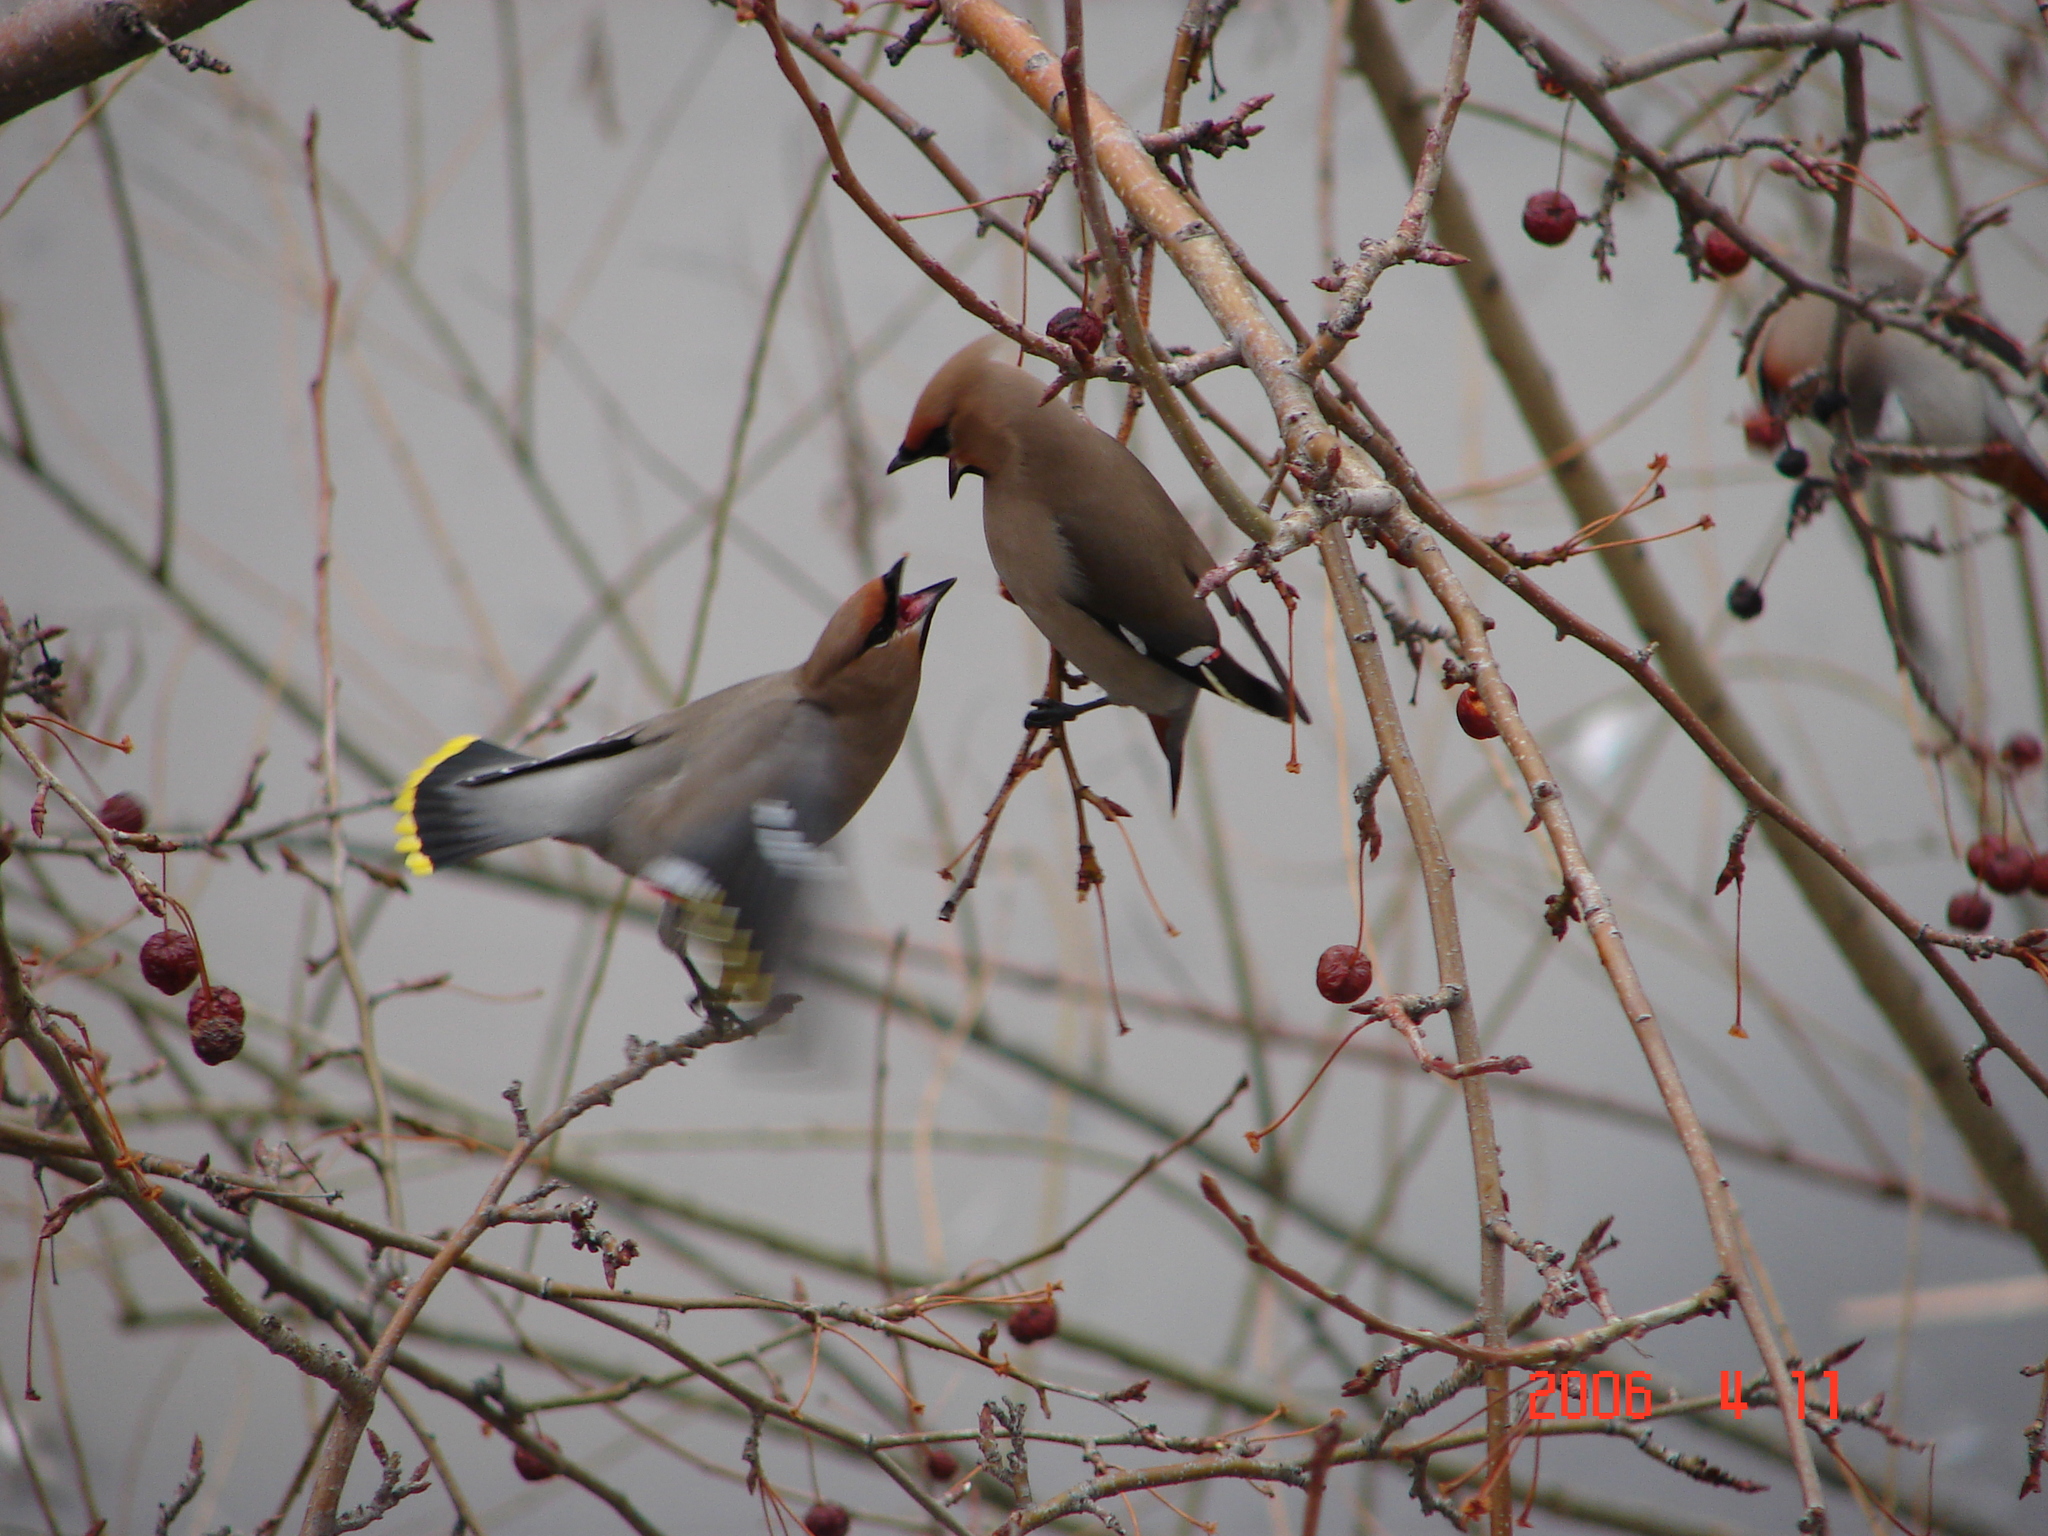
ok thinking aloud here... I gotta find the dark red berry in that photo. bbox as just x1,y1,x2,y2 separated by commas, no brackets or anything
802,1502,852,1536
1455,686,1501,740
1535,69,1570,99
1947,890,1993,933
1521,189,1578,246
1702,228,1750,277
512,1434,560,1482
2032,852,2048,898
2002,733,2043,772
1985,843,2035,896
98,793,148,834
139,930,201,995
1046,307,1106,359
187,985,245,1065
1008,1301,1060,1344
923,1447,961,1484
1315,944,1374,1004
1774,446,1809,479
1742,410,1786,452
1965,835,2003,880
1727,579,1765,621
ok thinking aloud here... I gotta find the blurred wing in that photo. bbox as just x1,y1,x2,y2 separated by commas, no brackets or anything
640,730,843,1005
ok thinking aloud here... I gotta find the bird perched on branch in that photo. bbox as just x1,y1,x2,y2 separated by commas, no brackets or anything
887,338,1301,806
1756,242,2048,526
395,560,953,1011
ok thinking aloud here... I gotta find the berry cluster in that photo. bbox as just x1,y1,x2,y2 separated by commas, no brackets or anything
1945,735,2045,933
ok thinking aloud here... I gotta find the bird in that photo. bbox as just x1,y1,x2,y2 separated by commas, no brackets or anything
886,337,1301,806
394,560,953,1010
1756,242,2048,527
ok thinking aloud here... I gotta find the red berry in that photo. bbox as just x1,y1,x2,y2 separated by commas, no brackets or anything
1947,890,1993,933
1702,228,1750,277
1535,69,1570,99
139,930,201,995
923,1447,961,1484
1965,835,2004,880
187,985,245,1065
2032,852,2048,898
1521,189,1578,246
2003,733,2043,772
1986,843,2036,896
1046,307,1106,359
98,793,148,833
512,1434,559,1482
803,1502,852,1536
1008,1301,1060,1344
1742,410,1786,452
1455,685,1506,740
1315,944,1373,1004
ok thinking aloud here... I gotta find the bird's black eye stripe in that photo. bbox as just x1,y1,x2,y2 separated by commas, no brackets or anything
920,423,951,460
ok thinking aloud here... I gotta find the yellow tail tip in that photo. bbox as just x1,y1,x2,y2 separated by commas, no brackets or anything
392,735,479,872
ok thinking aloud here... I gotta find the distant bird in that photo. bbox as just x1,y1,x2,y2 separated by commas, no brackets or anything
1757,242,2048,526
888,339,1300,805
395,560,953,1008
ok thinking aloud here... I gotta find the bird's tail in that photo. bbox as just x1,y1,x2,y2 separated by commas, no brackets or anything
395,736,565,875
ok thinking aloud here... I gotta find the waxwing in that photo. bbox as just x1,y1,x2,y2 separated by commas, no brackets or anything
394,561,953,1007
886,339,1302,806
1757,242,2048,527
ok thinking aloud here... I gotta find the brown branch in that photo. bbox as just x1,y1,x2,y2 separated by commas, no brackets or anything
0,0,250,127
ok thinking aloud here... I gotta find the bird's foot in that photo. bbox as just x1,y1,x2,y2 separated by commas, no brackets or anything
1024,695,1112,731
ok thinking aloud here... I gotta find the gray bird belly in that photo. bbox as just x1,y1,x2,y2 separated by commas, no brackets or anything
984,502,1195,717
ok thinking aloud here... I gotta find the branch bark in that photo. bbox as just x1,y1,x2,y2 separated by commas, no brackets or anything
0,0,249,125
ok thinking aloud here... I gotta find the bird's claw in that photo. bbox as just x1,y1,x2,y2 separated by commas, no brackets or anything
1025,696,1109,730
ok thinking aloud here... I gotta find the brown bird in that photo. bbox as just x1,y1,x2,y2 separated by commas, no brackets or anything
887,339,1299,805
395,560,953,1007
1757,243,2048,526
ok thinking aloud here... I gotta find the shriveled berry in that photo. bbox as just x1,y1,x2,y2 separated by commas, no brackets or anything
187,984,245,1065
802,1502,852,1536
2002,733,2043,772
1947,890,1993,933
139,930,201,995
1727,579,1765,621
1742,410,1786,452
1774,446,1808,479
1455,686,1500,740
1965,834,2003,880
98,793,148,833
1315,944,1374,1004
1521,189,1578,246
1046,307,1106,359
923,1447,961,1484
1702,228,1750,277
1008,1301,1060,1344
512,1434,559,1482
1985,842,2035,896
1535,69,1570,99
2032,852,2048,898
1812,387,1849,423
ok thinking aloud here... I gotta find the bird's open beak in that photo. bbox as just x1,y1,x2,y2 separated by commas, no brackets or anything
896,577,956,647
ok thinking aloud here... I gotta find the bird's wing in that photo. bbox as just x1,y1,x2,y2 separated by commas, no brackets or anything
627,697,846,1004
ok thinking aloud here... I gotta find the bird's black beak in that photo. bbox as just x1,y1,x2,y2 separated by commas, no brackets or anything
896,577,956,649
947,460,968,498
885,444,922,475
